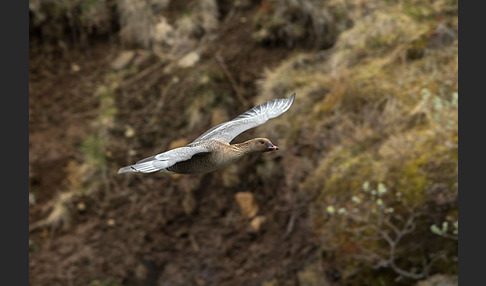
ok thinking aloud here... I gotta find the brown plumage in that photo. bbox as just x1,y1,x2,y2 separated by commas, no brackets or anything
118,94,294,175
164,138,277,174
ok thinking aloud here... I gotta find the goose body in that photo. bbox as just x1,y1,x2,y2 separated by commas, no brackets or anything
118,93,295,174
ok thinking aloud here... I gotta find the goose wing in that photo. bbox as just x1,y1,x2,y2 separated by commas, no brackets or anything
118,145,210,174
189,93,295,145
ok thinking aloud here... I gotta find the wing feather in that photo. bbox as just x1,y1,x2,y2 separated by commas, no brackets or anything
118,145,210,174
189,93,295,145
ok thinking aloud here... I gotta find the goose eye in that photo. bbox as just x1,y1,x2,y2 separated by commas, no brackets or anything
259,140,264,144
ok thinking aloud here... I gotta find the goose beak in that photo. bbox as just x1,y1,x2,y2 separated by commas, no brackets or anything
267,143,279,151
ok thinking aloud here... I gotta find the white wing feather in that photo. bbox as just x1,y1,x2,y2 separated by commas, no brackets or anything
118,145,210,174
189,93,295,145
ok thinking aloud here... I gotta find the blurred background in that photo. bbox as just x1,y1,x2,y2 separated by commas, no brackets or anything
28,0,458,285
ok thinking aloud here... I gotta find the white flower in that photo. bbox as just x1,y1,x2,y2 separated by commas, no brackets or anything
377,183,387,195
430,224,441,235
442,221,449,232
362,181,370,192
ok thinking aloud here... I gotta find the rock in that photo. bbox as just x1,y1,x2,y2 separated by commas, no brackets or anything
198,0,219,33
70,63,80,72
177,51,200,68
77,202,86,212
153,17,175,47
111,51,135,71
124,126,135,138
249,215,266,231
235,192,259,218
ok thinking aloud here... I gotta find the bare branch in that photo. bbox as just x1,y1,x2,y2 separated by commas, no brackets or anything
384,217,401,236
389,260,425,280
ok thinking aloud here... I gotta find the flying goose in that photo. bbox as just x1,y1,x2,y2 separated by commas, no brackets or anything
118,93,295,174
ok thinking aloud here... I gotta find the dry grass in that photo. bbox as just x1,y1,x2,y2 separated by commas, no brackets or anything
255,0,457,283
252,0,339,49
29,192,75,231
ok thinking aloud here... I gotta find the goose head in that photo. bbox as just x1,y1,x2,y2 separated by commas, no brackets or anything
242,138,279,153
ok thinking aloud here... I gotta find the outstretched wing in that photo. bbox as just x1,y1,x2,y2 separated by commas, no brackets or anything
189,93,295,145
118,145,210,174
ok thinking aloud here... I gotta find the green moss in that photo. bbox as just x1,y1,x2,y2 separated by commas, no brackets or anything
395,154,429,203
81,135,106,168
101,106,117,118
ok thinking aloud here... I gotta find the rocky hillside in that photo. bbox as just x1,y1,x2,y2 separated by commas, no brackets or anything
29,0,458,285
